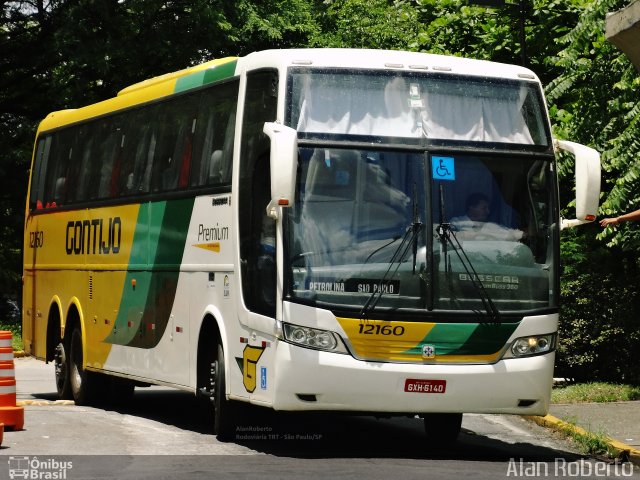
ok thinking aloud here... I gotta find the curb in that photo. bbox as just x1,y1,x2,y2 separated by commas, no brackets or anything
526,414,640,467
17,400,75,406
13,351,27,358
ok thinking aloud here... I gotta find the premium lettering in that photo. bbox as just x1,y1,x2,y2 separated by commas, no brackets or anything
65,217,121,255
198,223,229,242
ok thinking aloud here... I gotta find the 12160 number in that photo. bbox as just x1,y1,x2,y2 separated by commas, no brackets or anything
358,324,405,336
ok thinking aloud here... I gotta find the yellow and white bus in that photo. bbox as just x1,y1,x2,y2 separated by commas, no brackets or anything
22,49,600,441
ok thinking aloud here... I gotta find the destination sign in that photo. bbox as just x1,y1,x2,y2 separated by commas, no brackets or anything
308,279,400,295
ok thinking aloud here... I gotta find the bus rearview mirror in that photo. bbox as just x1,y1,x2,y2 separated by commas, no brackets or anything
263,122,298,219
555,139,601,229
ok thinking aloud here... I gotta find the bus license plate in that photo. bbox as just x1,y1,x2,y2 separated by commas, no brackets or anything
404,379,446,393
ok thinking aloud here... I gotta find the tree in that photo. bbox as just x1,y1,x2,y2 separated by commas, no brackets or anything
0,0,318,318
542,0,640,383
545,0,640,250
311,0,419,50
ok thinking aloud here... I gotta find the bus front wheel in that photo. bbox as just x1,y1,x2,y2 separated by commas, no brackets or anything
209,343,236,440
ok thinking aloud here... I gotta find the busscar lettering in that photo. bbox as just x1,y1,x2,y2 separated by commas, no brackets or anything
459,273,519,290
65,217,121,255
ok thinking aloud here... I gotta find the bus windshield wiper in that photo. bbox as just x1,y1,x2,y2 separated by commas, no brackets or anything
360,219,422,319
436,185,500,323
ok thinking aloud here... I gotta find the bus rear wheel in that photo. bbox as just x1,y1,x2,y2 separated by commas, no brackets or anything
69,326,105,405
54,340,72,400
423,413,463,444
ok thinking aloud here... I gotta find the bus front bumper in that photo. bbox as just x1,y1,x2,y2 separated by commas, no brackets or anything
270,342,553,416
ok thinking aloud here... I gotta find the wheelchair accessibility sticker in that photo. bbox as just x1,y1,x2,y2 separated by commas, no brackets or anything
432,156,455,181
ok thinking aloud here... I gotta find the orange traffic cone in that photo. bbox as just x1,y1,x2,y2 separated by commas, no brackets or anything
0,331,24,430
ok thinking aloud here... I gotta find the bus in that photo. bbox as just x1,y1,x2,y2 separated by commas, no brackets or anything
22,49,600,441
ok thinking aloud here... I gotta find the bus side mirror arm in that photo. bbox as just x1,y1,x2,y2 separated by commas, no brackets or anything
554,139,601,230
263,122,298,220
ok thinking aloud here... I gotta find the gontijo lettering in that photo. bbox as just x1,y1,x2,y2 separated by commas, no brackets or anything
65,217,121,255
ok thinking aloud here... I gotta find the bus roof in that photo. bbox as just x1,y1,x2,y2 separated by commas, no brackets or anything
236,49,540,82
37,49,540,134
37,57,238,133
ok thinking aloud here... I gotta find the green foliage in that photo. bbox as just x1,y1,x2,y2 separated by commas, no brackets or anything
546,0,640,249
312,0,420,50
0,114,32,320
558,228,640,384
413,0,515,61
552,382,640,403
554,418,620,458
0,320,22,351
541,0,640,385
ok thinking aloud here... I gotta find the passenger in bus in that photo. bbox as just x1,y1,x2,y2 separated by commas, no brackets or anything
450,192,523,241
53,177,66,206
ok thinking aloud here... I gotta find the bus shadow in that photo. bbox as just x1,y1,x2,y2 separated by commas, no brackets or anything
228,410,583,462
37,387,585,462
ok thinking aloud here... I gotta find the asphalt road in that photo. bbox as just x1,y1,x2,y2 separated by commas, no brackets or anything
2,357,634,480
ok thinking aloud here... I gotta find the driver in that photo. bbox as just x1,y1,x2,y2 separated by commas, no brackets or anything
450,192,523,241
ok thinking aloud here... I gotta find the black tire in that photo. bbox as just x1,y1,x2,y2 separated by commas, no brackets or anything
423,413,463,444
68,326,106,405
210,343,236,440
54,340,72,400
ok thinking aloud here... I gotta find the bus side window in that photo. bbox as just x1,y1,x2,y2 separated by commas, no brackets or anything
29,137,52,211
77,121,115,201
95,121,122,199
118,112,147,196
42,129,76,207
74,132,94,202
190,80,238,188
129,106,162,195
156,95,199,191
149,105,177,192
109,131,126,198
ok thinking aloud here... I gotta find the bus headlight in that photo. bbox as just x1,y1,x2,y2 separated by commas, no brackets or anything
282,323,348,354
506,334,556,358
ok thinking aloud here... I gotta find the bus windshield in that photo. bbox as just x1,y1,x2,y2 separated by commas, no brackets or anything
284,148,557,314
288,69,550,146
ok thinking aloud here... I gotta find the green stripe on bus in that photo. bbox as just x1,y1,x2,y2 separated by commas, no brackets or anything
417,323,477,355
403,321,520,356
106,203,159,346
106,198,195,348
447,321,519,355
127,197,194,348
174,60,238,93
